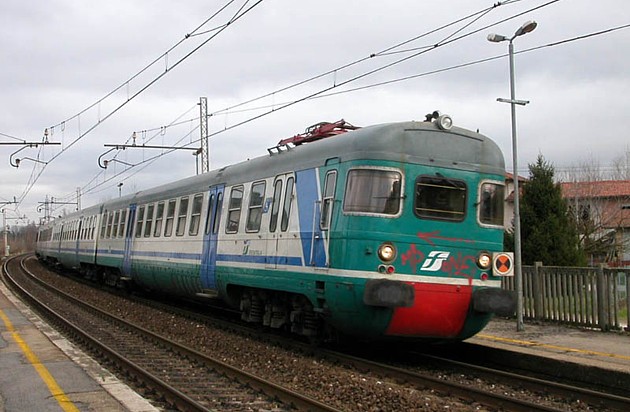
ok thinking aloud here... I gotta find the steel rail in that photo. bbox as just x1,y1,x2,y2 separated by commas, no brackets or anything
23,255,628,411
4,254,340,412
413,351,630,412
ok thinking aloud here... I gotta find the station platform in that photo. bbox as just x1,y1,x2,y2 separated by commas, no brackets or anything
467,317,630,391
0,280,158,412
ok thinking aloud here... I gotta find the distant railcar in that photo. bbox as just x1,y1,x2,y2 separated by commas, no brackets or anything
36,114,515,342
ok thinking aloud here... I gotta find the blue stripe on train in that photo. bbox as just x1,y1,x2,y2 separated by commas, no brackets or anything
295,168,327,267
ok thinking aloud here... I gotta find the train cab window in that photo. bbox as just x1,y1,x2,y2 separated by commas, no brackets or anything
118,210,127,238
281,177,294,232
176,196,189,236
321,171,337,229
135,206,145,238
269,179,283,233
144,203,155,237
154,202,164,237
164,199,176,237
226,185,244,233
415,175,466,221
246,181,266,232
479,182,505,226
189,194,203,236
343,169,402,215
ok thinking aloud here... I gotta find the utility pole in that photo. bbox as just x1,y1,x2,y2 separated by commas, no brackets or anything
199,97,209,173
2,209,7,257
76,187,82,211
0,198,18,257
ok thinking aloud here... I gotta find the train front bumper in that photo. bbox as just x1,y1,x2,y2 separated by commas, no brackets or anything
362,279,515,339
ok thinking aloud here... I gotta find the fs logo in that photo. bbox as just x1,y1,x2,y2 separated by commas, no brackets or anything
420,251,451,272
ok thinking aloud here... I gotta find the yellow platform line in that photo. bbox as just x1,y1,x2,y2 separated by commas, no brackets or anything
0,309,79,412
476,333,630,361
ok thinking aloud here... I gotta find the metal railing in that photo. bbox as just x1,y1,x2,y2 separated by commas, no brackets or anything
502,263,630,331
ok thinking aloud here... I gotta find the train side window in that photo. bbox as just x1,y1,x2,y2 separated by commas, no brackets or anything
281,177,294,232
119,210,127,238
269,179,283,233
106,215,112,239
343,169,402,215
414,175,466,221
100,211,108,239
226,185,244,234
154,202,165,237
144,203,155,237
213,192,223,235
205,194,216,235
112,211,120,239
176,196,189,236
246,181,266,232
189,194,203,236
135,206,145,238
479,182,505,226
321,171,337,229
164,199,176,237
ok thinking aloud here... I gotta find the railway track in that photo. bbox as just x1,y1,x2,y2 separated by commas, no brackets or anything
6,253,629,411
2,254,337,412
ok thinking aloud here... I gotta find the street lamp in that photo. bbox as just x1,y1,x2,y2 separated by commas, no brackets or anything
488,20,537,332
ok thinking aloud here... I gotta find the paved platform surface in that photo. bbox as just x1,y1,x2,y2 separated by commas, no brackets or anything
468,317,630,374
0,280,158,412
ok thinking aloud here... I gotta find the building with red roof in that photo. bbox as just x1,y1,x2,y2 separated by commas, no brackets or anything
559,180,630,267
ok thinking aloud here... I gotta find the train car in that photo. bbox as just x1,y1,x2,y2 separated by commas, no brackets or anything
36,113,515,342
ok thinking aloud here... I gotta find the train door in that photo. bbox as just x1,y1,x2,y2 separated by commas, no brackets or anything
266,173,295,269
122,204,137,276
200,185,224,290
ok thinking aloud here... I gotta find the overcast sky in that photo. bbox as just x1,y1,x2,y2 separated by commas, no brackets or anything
1,0,629,224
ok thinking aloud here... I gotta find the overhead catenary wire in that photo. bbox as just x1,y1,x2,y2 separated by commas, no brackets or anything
48,0,570,207
46,0,530,207
14,0,265,208
76,20,630,203
21,0,626,216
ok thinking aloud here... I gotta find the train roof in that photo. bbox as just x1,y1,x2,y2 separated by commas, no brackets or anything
54,118,506,219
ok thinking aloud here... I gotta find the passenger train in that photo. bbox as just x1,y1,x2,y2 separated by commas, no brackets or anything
36,113,515,342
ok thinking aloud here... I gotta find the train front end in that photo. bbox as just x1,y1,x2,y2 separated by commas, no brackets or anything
323,115,515,341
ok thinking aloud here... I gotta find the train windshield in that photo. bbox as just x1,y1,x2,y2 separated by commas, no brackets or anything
479,182,505,226
415,175,466,221
343,169,402,215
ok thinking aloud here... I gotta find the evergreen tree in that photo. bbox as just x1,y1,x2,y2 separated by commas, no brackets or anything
519,154,586,266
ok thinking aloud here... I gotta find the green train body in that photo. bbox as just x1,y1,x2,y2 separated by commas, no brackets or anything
37,115,515,342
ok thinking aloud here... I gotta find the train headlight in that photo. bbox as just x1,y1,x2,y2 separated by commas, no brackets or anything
477,252,492,269
377,243,397,263
436,114,453,130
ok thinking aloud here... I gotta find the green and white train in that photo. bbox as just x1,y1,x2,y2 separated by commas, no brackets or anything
37,113,515,342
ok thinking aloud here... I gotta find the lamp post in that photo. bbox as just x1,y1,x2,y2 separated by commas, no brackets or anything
488,20,537,332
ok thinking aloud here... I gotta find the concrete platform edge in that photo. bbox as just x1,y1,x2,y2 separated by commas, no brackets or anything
0,279,158,412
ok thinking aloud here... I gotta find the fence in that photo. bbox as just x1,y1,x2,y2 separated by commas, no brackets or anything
502,263,630,331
